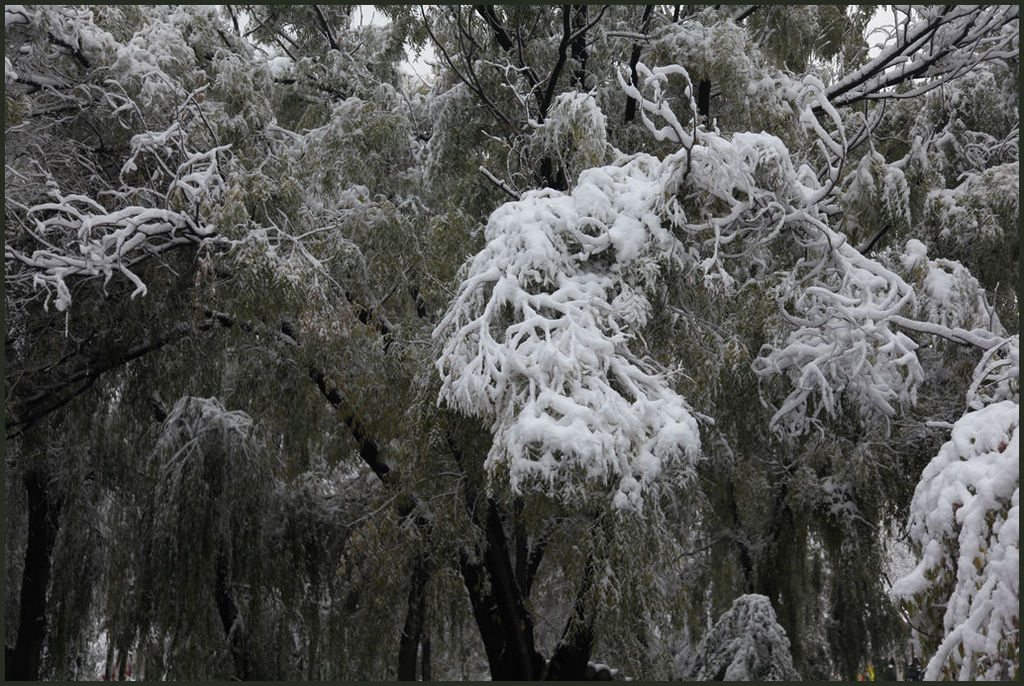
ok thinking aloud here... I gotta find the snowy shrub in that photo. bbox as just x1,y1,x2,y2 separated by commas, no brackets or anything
841,150,912,245
890,400,1019,681
924,164,1020,245
687,594,800,681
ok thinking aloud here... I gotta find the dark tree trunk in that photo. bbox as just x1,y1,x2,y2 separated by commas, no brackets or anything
544,558,596,680
7,467,62,681
697,79,711,123
730,481,755,593
570,5,588,89
458,550,545,680
459,500,546,680
624,4,655,123
214,549,254,680
420,635,432,681
448,426,546,680
398,557,429,680
513,499,530,593
538,156,568,192
103,643,115,681
116,647,129,681
446,427,548,679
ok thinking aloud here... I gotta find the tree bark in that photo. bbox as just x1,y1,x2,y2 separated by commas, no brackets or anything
458,500,546,680
544,557,596,680
697,79,711,123
214,548,254,680
7,467,62,681
624,4,655,123
6,309,239,438
570,5,588,89
449,432,545,680
420,635,432,681
116,647,129,681
103,643,115,681
397,557,429,680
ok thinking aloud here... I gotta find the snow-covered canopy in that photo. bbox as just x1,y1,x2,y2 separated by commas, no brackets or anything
891,399,1019,681
434,150,701,510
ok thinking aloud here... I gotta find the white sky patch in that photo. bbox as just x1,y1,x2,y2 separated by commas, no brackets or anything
865,6,899,58
356,4,436,86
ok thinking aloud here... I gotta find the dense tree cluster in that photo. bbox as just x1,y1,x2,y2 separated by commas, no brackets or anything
4,4,1018,681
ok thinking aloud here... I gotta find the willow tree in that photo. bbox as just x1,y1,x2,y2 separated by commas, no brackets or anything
5,4,1019,682
422,4,1017,680
5,4,427,679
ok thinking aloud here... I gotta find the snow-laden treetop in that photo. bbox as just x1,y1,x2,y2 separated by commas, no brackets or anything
434,151,700,511
433,62,952,509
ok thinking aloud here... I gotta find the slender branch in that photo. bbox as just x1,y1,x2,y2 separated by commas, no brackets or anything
624,4,654,123
538,6,573,122
730,5,760,24
568,4,607,44
312,5,340,52
309,367,394,484
524,517,556,596
889,315,1005,351
825,6,1018,108
421,6,514,133
857,224,890,256
475,4,545,115
478,165,521,200
6,311,235,438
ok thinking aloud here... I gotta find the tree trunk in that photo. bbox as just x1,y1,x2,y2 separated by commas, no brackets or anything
538,156,568,192
697,79,711,123
448,428,545,680
458,499,546,680
7,467,62,681
544,558,596,679
103,643,115,681
398,557,429,680
570,5,588,89
420,635,432,681
116,647,129,681
624,4,655,123
214,548,254,680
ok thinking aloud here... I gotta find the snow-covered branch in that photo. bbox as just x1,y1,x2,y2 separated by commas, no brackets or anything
5,127,230,312
435,152,701,510
827,5,1019,108
620,61,929,437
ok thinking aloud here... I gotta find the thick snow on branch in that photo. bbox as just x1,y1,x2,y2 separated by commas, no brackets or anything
619,59,932,438
901,238,1006,336
753,230,924,436
5,126,229,311
890,400,1019,681
434,153,700,510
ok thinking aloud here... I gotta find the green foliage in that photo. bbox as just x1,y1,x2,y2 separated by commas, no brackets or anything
4,3,1018,681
